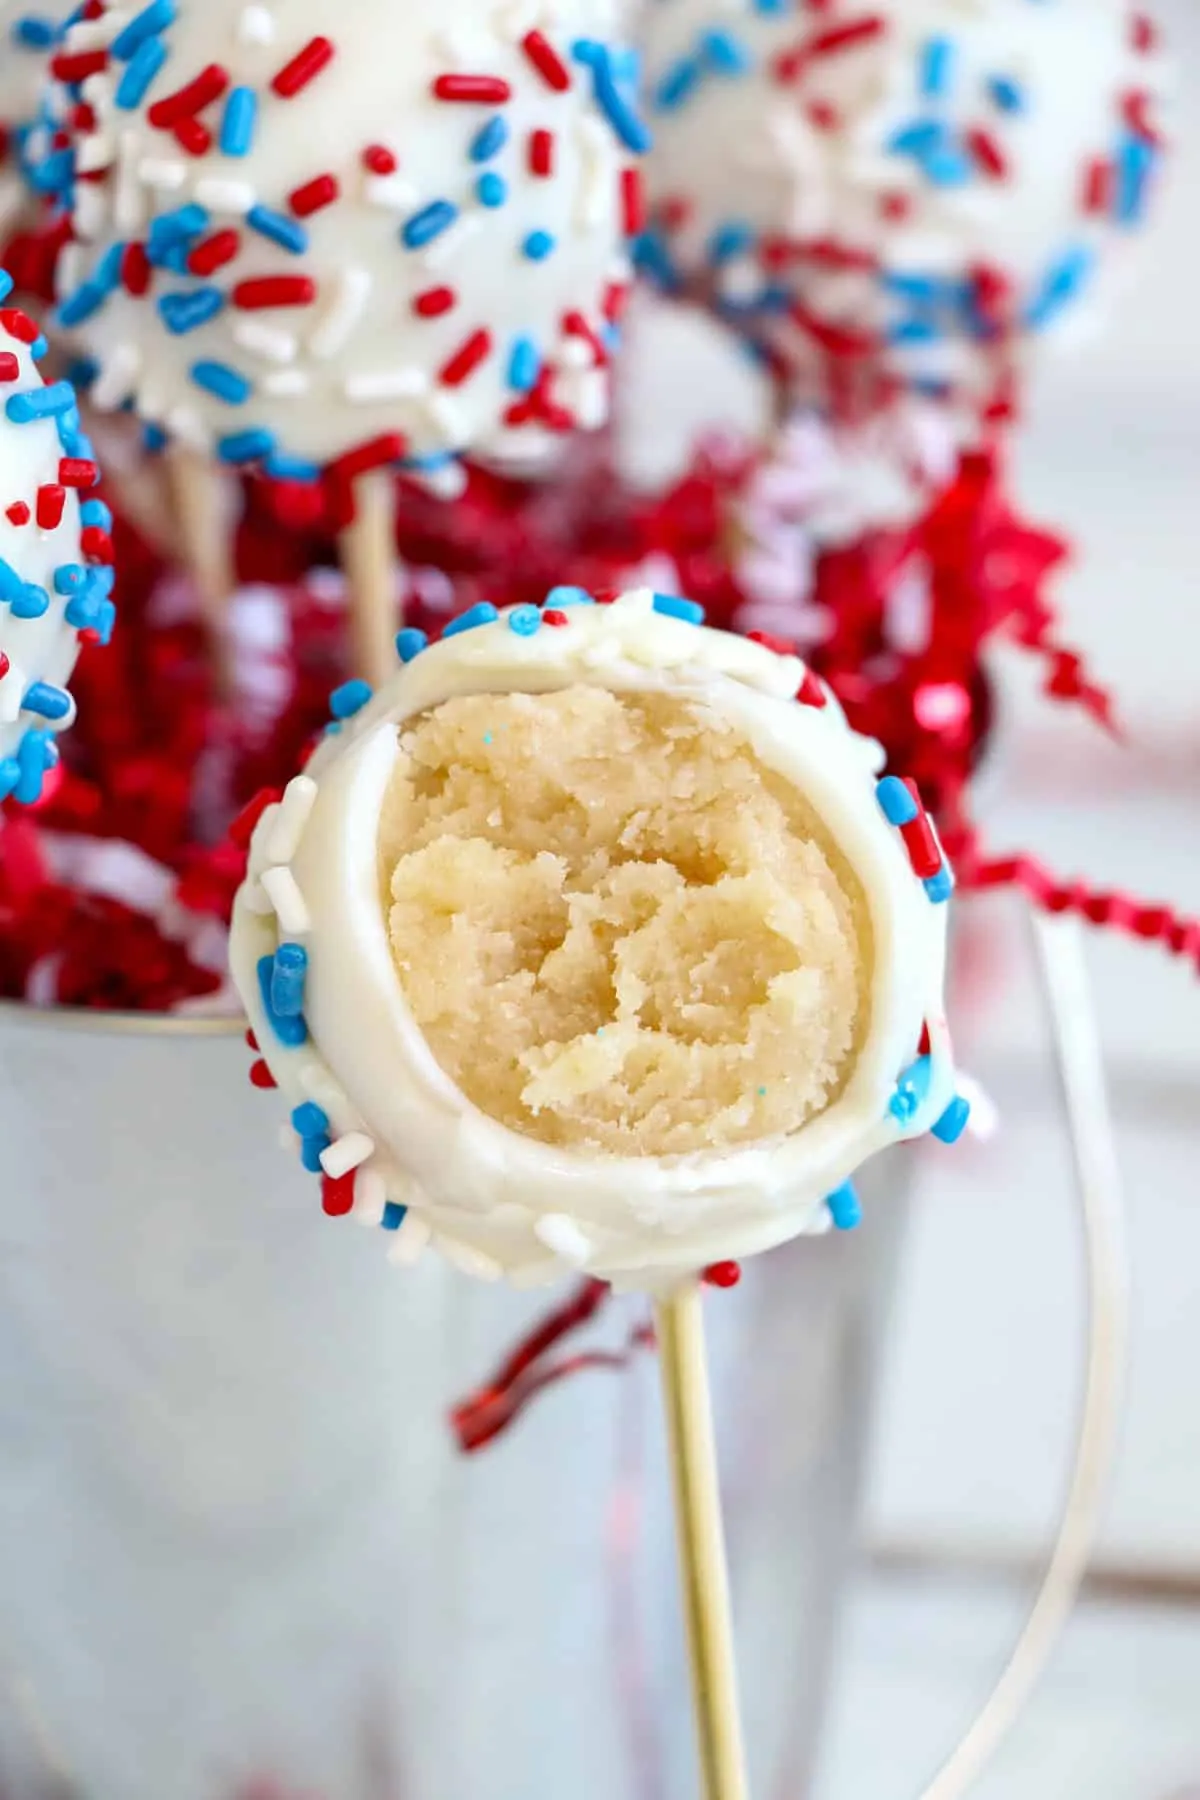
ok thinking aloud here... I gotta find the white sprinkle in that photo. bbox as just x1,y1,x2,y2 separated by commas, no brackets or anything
55,242,85,304
232,318,299,366
561,365,608,431
308,265,371,361
75,128,114,177
363,173,418,212
0,660,24,723
278,1124,299,1155
164,405,209,452
237,3,276,44
534,1214,593,1266
353,1167,388,1228
193,176,255,215
263,774,318,864
73,183,106,240
138,156,187,192
343,367,429,404
388,1212,433,1267
423,390,468,447
559,333,594,372
406,457,467,501
260,865,311,937
320,1133,376,1180
436,1236,503,1282
262,368,310,399
67,16,123,50
114,131,147,235
241,880,275,916
576,116,614,230
421,212,481,272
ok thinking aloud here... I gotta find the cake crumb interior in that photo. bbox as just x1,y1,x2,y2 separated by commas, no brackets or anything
379,687,872,1157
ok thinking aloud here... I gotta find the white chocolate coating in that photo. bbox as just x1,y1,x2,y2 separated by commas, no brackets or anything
637,0,1167,404
230,590,959,1290
0,290,113,797
51,0,645,477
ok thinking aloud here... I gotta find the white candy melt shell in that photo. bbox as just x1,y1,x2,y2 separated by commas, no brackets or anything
638,0,1167,403
230,589,959,1291
0,288,113,802
52,0,645,478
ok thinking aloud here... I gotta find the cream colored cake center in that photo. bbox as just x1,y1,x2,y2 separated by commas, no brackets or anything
379,687,872,1157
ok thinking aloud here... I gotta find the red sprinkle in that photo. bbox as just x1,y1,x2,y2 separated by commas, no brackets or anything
413,285,456,318
187,228,240,276
81,526,114,562
121,241,151,295
438,327,492,388
542,609,569,627
245,1028,259,1051
362,143,397,175
232,275,318,310
249,1060,277,1090
0,352,18,383
747,629,797,656
528,127,554,178
1082,157,1114,216
796,670,828,708
58,457,98,490
50,48,108,84
0,307,42,345
0,652,8,679
620,167,645,236
147,63,230,128
272,36,335,99
900,811,943,880
521,29,571,92
228,785,282,850
172,115,212,156
4,502,28,526
327,432,407,486
321,1171,356,1217
918,1022,932,1057
965,127,1006,180
432,74,512,104
1131,12,1158,53
704,1262,742,1290
36,485,66,531
289,172,339,217
774,14,884,82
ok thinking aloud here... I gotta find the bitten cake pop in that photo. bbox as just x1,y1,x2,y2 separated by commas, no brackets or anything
50,0,646,481
230,588,967,1289
637,0,1167,407
0,272,114,802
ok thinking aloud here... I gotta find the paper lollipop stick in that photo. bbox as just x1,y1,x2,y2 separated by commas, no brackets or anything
337,472,399,689
166,448,237,698
657,1281,748,1800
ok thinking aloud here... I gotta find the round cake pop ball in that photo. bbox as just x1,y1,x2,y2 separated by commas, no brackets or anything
49,0,647,483
0,274,114,801
230,589,966,1289
637,0,1167,404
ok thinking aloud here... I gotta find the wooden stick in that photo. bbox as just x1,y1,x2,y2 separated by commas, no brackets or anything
338,470,399,688
166,446,236,700
655,1281,749,1800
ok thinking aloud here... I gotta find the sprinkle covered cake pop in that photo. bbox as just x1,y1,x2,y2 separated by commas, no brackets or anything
49,0,647,483
0,273,113,802
637,0,1167,405
230,588,966,1289
0,5,70,224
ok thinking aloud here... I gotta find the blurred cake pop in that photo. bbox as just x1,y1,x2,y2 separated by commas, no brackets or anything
637,0,1168,409
48,0,647,483
230,587,966,1289
0,270,113,801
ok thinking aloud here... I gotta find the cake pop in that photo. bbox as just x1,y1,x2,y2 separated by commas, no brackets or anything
50,0,647,481
0,270,113,802
637,0,1167,409
229,587,967,1289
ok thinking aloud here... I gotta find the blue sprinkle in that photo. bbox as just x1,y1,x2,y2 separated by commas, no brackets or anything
0,268,11,304
263,451,320,483
507,334,539,392
652,593,704,625
270,942,309,1019
507,604,541,636
26,144,73,198
889,1056,933,1126
987,74,1024,114
158,287,225,334
21,680,71,720
545,585,593,607
470,115,509,162
396,626,428,662
81,498,113,530
401,199,458,249
12,729,53,804
300,1134,331,1174
291,1102,329,1139
655,57,699,111
247,203,307,254
110,0,175,59
13,582,49,619
574,39,652,154
707,220,754,266
887,117,944,158
523,229,555,261
0,557,23,604
633,227,682,293
149,202,209,248
219,85,258,157
218,427,276,465
256,955,307,1048
58,281,108,329
190,359,252,405
875,775,919,826
1114,131,1157,227
701,28,752,76
476,171,507,209
826,1181,862,1232
924,869,955,905
1024,244,1095,331
329,677,372,720
6,380,75,424
143,421,168,453
116,36,166,108
919,36,955,98
381,1202,407,1232
13,16,61,50
931,1095,972,1145
444,601,499,638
